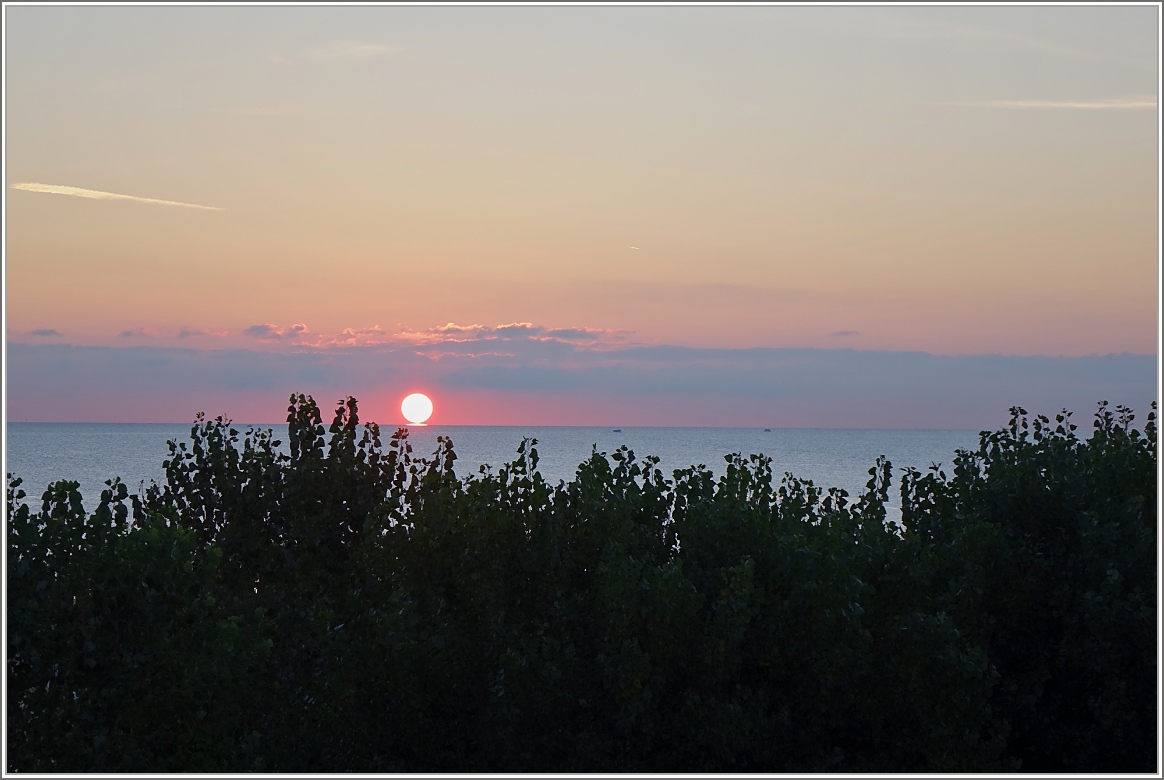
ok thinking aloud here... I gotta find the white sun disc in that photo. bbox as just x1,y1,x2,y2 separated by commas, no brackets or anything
401,392,433,425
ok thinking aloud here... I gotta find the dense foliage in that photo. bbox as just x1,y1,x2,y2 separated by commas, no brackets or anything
7,395,1158,772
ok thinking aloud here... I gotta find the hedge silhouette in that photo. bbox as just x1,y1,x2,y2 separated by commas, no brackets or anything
6,396,1157,772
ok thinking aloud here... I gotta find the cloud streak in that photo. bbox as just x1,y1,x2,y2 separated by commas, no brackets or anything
9,183,222,210
936,95,1156,110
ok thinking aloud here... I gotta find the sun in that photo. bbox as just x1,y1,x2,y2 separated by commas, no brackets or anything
401,392,434,425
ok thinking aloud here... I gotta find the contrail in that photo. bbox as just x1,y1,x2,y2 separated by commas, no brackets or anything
9,182,222,211
936,96,1156,110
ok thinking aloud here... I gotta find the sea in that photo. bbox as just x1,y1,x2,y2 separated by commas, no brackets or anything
5,423,982,516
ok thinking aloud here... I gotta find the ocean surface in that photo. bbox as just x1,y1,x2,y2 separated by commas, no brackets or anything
5,423,982,513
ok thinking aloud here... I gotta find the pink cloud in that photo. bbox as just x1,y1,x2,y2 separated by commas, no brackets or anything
117,328,161,339
305,326,392,348
393,322,491,344
206,320,635,352
244,322,309,341
394,322,631,348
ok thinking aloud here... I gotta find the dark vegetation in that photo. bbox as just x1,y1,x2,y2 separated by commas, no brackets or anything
6,395,1158,772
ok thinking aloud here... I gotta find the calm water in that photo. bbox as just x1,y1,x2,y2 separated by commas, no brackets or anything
5,423,980,512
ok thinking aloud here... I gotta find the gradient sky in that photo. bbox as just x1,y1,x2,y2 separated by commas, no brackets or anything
4,5,1160,426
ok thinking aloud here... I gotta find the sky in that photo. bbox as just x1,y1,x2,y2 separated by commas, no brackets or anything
3,4,1160,427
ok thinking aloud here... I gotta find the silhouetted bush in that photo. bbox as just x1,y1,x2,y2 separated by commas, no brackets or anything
6,395,1157,772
